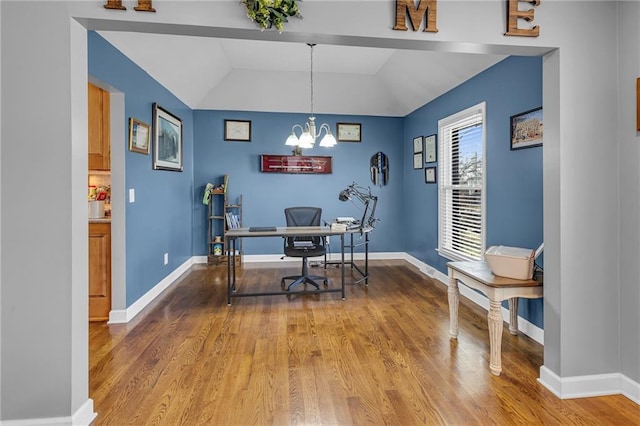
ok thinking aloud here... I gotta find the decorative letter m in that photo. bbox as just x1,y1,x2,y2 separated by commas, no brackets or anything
393,0,438,33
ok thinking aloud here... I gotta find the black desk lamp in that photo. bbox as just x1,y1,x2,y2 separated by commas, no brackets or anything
338,182,379,230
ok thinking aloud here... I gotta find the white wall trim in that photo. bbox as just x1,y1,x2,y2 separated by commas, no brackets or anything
0,398,97,426
108,257,195,324
538,366,640,404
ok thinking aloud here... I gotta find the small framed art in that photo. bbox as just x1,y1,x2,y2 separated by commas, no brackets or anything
413,136,423,154
128,117,150,154
152,103,183,171
413,153,422,169
425,166,436,184
510,107,543,150
224,119,251,141
424,134,437,163
337,123,361,142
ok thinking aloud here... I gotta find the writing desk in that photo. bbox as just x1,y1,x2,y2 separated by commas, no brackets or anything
447,261,543,376
324,226,372,284
225,226,346,305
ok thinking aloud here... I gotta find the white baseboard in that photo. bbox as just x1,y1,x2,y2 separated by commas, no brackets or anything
538,366,640,404
0,398,97,426
108,257,195,324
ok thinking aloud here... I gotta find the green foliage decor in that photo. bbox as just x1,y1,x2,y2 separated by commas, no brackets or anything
241,0,302,31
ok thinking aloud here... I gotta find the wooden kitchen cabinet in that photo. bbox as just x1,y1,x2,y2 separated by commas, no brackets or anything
89,222,111,321
88,83,110,170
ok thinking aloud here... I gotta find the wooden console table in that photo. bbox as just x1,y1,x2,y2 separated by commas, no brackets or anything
447,261,543,376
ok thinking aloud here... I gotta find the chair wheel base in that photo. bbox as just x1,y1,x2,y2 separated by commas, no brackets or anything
281,275,329,292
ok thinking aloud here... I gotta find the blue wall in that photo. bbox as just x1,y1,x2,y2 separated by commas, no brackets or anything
89,32,543,326
89,32,195,306
192,111,404,255
402,56,543,326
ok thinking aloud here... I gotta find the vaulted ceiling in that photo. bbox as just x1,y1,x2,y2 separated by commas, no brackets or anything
98,31,508,117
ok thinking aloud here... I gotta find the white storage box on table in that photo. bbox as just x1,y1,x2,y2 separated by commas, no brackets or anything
484,245,535,280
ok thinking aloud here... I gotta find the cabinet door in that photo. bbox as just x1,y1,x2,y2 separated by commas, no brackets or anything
88,83,110,170
89,222,111,321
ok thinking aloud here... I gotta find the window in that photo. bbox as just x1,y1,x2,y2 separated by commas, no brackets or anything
438,102,486,261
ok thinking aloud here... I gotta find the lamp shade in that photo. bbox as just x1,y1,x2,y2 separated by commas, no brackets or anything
298,132,314,148
285,133,299,146
319,133,337,147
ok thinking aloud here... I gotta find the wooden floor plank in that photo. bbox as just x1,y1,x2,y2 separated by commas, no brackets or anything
89,260,639,425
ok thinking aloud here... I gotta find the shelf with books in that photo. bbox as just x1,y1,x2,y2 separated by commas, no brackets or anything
207,175,242,266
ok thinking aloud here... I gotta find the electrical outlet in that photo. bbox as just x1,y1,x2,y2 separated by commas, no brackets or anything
164,253,168,265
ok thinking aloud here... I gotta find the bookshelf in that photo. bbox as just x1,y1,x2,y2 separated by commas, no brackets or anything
207,175,242,266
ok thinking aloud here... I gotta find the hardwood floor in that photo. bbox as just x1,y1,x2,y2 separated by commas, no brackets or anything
89,260,639,425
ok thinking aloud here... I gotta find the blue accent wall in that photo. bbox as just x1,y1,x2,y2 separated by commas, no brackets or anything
192,111,404,255
89,33,543,327
402,56,543,327
89,32,195,307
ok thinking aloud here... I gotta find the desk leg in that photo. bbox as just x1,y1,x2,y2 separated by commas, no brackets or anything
448,274,459,338
227,239,232,306
508,297,519,335
341,234,345,300
364,232,369,285
488,299,503,375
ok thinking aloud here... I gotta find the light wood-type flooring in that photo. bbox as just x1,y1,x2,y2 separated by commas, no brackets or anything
89,260,639,425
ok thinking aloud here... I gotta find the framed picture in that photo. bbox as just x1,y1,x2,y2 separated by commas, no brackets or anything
261,155,332,174
224,119,251,141
128,117,150,154
424,134,437,163
510,107,543,150
337,123,361,142
152,103,183,171
413,153,422,169
413,136,423,154
425,166,437,184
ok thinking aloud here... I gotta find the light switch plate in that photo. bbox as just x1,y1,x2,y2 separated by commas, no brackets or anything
129,188,135,203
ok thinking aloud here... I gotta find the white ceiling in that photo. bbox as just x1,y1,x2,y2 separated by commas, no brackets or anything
97,31,508,117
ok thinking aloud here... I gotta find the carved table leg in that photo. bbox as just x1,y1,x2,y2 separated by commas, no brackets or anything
508,297,519,335
448,275,459,339
488,299,503,375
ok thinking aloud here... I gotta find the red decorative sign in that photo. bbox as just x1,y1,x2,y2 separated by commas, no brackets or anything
260,155,332,174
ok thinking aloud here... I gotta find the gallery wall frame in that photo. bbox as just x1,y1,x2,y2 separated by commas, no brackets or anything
128,117,150,154
413,136,423,153
510,106,543,150
425,166,437,184
152,103,183,171
260,154,333,174
424,134,437,163
413,153,422,169
337,122,361,142
224,119,252,141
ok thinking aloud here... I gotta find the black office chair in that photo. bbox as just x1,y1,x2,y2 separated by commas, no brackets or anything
281,207,329,291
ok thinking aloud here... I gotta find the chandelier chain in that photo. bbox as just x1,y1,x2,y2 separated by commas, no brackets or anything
308,42,316,118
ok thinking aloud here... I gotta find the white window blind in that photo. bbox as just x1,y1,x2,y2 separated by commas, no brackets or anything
438,102,486,261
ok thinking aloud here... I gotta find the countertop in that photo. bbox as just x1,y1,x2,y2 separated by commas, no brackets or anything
89,217,111,224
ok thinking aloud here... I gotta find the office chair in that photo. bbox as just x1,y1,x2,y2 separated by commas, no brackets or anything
281,207,329,291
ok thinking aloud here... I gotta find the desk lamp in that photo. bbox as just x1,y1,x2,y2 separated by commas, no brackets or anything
338,182,379,230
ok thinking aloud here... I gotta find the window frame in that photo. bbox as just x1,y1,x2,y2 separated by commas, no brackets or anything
437,102,487,262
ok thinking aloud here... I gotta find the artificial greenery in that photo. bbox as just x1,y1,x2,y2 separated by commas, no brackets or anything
242,0,302,31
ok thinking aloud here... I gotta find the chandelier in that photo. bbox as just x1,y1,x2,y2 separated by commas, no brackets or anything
285,43,337,155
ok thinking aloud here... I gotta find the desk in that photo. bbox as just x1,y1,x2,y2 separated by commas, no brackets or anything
225,226,346,305
447,261,543,376
324,226,372,284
